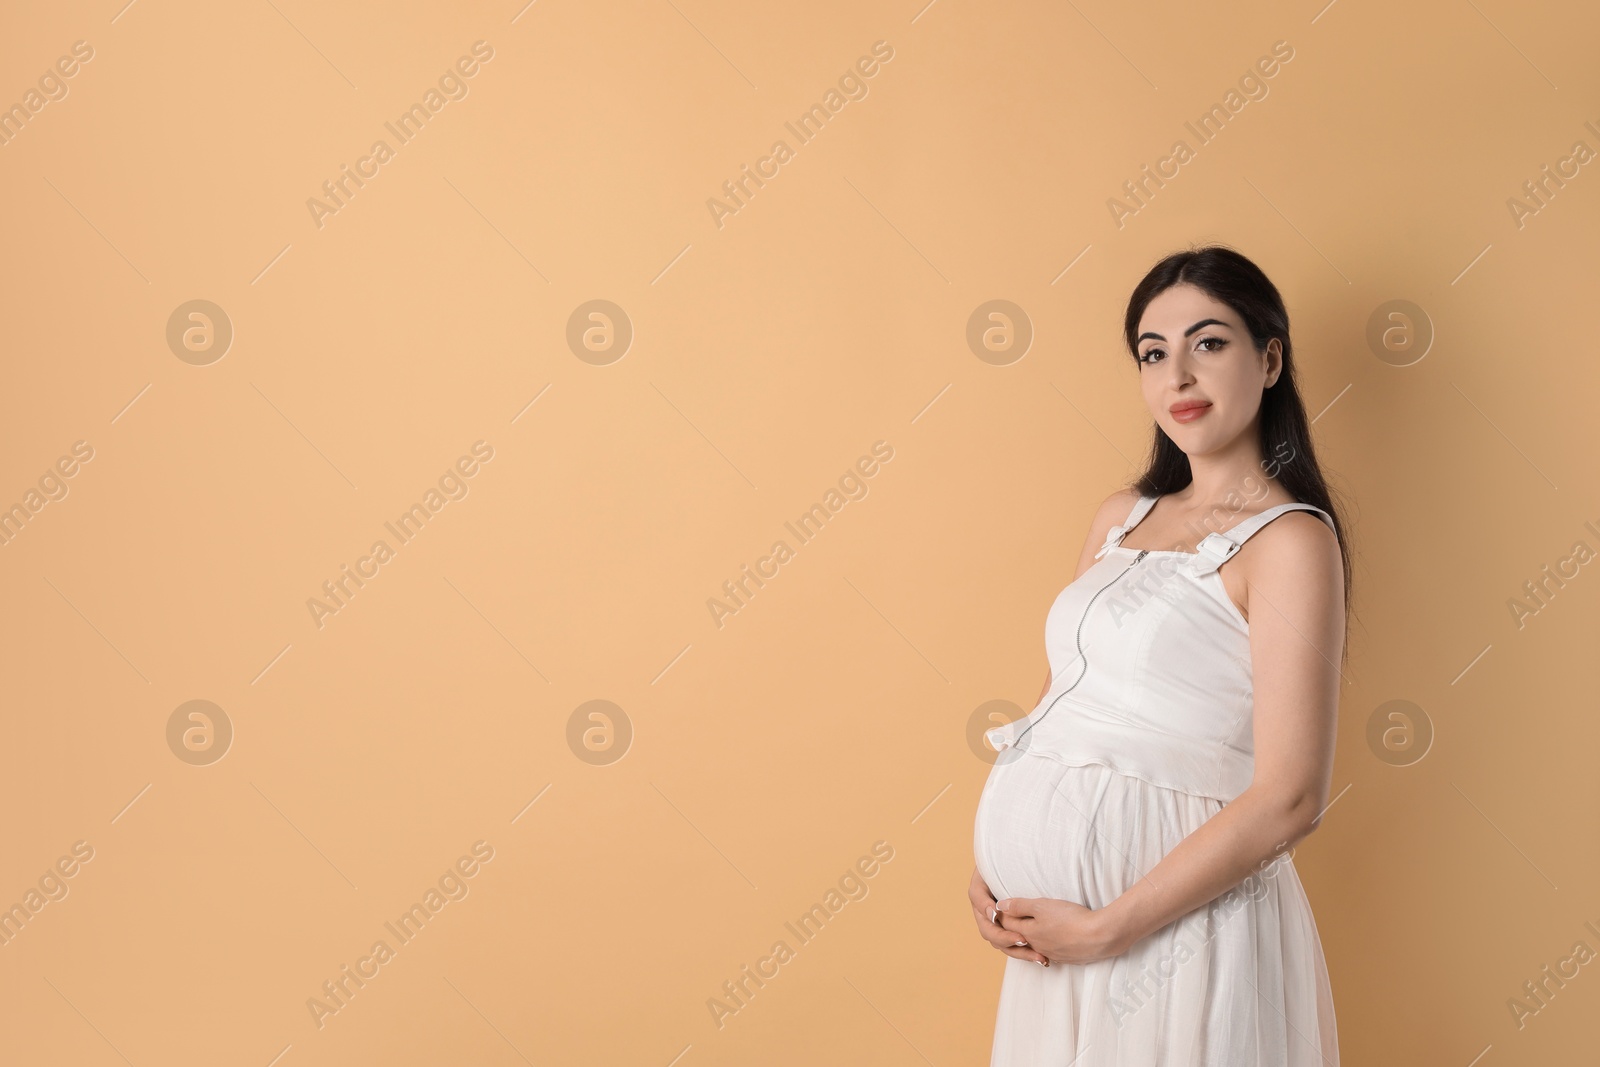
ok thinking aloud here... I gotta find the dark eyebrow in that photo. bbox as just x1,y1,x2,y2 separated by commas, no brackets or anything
1136,318,1231,345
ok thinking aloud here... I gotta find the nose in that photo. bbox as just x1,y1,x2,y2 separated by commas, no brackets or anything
1162,347,1197,384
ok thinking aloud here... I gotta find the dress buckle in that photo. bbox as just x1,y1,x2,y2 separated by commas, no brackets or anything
1193,532,1240,575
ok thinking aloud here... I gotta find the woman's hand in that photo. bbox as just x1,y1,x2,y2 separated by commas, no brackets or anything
969,867,1049,966
991,894,1129,966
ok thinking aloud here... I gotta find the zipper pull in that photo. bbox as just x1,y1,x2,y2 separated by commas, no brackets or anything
1134,549,1148,562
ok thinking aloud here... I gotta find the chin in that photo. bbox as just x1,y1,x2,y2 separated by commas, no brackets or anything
1165,428,1219,455
1166,415,1226,443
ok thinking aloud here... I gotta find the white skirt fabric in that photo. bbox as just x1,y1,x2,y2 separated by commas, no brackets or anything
973,751,1339,1065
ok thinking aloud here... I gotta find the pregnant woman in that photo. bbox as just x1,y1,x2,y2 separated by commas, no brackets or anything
971,246,1348,1064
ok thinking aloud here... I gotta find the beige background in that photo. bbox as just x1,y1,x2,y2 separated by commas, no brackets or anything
1,0,1597,1063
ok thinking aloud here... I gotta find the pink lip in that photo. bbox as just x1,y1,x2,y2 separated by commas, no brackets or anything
1170,402,1211,423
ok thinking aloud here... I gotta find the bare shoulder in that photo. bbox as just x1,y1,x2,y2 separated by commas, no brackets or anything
1244,508,1345,599
1089,487,1142,544
1101,486,1142,527
1253,507,1341,557
1072,487,1143,579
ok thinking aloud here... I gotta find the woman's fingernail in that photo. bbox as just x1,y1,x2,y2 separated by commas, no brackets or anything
1035,958,1047,967
1013,940,1027,947
988,907,997,923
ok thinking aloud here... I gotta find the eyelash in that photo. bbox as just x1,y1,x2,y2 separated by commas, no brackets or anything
1139,336,1227,364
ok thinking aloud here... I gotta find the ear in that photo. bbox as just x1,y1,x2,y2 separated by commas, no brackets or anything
1263,337,1284,387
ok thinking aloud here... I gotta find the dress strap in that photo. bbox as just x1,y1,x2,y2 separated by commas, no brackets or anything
1093,493,1159,559
1191,502,1337,576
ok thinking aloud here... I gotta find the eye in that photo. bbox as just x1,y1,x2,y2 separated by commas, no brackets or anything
1139,347,1164,365
1197,336,1227,352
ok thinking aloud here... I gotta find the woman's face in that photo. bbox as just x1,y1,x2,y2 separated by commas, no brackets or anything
1133,283,1281,457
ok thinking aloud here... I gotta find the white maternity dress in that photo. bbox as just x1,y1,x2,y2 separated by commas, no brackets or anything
973,493,1340,1065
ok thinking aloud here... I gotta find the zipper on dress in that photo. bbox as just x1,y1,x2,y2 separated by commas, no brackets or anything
1009,548,1148,749
1068,549,1146,650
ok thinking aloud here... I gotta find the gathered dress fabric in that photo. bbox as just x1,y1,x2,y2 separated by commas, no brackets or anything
973,494,1340,1065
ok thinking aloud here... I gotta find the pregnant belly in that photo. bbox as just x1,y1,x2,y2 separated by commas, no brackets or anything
973,751,1224,909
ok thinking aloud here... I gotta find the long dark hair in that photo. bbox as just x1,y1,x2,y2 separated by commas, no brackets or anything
1122,244,1354,662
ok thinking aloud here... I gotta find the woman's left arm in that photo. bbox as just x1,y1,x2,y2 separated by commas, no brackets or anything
996,513,1345,964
